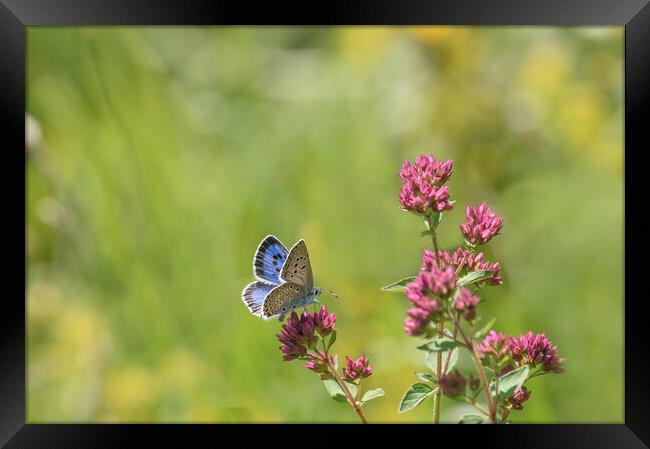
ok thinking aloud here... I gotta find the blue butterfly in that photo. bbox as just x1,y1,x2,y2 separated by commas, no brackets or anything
241,235,323,321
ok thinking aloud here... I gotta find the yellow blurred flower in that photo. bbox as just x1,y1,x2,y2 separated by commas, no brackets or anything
337,27,393,67
519,42,570,98
159,348,205,393
53,307,111,364
557,85,605,148
103,366,160,417
408,26,457,46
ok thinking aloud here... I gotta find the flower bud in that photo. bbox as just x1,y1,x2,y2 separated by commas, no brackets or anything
343,355,373,381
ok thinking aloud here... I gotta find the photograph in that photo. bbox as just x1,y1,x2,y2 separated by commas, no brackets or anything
26,26,623,424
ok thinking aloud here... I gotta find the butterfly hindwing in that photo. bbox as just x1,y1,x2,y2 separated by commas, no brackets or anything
241,281,275,317
262,282,308,319
280,240,314,290
253,235,289,285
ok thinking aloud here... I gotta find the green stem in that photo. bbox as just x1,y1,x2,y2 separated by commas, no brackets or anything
329,365,368,424
433,319,444,424
446,303,497,423
322,336,368,424
469,347,497,422
431,232,441,268
455,252,468,276
426,214,444,424
464,395,490,417
442,313,460,375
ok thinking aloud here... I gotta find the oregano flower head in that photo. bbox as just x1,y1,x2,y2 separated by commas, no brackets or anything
277,310,319,361
460,202,503,245
452,248,503,285
344,355,373,381
312,305,336,337
277,307,337,362
399,155,455,214
421,248,452,271
508,332,565,373
454,287,480,320
422,266,457,299
475,330,510,362
421,247,503,286
404,307,435,337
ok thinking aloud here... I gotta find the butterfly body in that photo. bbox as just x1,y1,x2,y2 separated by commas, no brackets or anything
242,235,322,321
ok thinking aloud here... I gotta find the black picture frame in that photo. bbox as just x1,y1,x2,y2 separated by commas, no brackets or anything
2,1,648,447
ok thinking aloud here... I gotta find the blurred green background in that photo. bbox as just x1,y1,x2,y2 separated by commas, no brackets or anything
27,27,623,423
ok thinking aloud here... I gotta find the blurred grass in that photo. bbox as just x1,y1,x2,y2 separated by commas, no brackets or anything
27,26,623,423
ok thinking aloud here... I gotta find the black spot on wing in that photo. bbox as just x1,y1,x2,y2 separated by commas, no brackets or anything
253,236,288,284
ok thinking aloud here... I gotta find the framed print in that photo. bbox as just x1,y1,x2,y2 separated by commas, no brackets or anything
2,0,649,447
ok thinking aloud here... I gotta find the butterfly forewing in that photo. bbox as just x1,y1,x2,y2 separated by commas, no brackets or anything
262,282,308,319
280,240,314,290
253,235,289,285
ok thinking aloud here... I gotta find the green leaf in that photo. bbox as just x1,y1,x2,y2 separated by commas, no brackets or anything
425,347,459,374
322,379,358,403
381,276,416,292
420,230,433,238
417,337,460,352
457,270,495,287
474,318,496,340
490,365,529,402
415,372,435,383
432,212,443,229
323,380,347,402
345,381,358,398
360,388,385,404
398,383,435,413
327,330,337,351
459,414,484,424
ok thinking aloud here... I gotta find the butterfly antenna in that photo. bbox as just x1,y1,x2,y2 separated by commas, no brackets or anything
324,288,340,300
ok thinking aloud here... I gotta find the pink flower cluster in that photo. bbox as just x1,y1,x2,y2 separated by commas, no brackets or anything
476,330,565,373
460,202,504,245
420,248,502,286
454,287,480,320
344,355,373,381
509,332,566,373
453,249,503,286
304,351,337,378
277,306,376,383
475,330,510,362
277,306,336,361
420,249,452,271
407,265,457,300
403,266,457,336
399,155,455,214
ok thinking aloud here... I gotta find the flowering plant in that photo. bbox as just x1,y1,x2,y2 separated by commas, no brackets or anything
384,154,565,424
277,305,383,423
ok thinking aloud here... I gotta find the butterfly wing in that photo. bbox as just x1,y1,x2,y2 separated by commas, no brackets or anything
280,239,314,290
253,235,289,285
262,282,308,319
241,281,275,317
